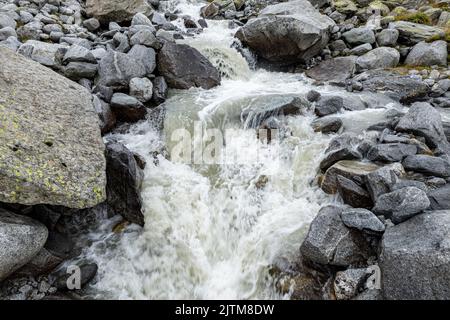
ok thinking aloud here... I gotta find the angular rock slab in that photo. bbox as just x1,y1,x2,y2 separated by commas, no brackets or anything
0,208,48,281
380,210,450,299
0,47,106,208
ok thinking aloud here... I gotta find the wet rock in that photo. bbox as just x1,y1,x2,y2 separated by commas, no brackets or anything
353,70,428,103
428,184,450,210
366,143,417,162
376,29,399,47
373,186,430,224
53,263,98,291
380,210,450,299
319,133,364,172
306,56,356,83
341,208,385,234
0,208,48,281
395,102,450,153
342,27,376,46
337,175,373,208
356,47,400,71
315,96,343,117
13,248,62,278
405,40,447,67
235,0,335,65
105,142,144,226
152,76,168,105
0,47,106,208
306,90,321,102
334,268,368,300
300,205,372,267
311,117,343,134
157,42,221,89
85,0,153,23
389,21,445,45
403,155,450,178
110,93,147,123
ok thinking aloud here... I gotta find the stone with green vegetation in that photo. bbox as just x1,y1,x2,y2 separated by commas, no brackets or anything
0,47,106,209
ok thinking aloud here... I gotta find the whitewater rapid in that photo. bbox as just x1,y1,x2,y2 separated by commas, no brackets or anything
81,0,400,299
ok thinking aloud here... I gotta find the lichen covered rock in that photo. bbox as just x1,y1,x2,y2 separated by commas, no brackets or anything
0,47,106,208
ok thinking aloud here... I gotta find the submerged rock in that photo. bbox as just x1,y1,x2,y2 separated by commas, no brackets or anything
0,208,48,281
235,0,335,65
380,210,450,299
0,47,106,208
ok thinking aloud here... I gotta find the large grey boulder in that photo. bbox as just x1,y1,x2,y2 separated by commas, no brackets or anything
389,21,445,45
0,208,48,281
235,0,335,65
342,27,376,46
356,47,400,71
372,187,430,224
380,210,450,299
18,40,68,68
395,102,450,153
403,155,450,178
0,47,106,208
405,40,447,67
85,0,153,23
105,142,144,226
157,42,221,89
306,56,356,83
300,205,372,267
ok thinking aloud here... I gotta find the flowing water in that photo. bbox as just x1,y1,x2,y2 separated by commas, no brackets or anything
82,0,402,299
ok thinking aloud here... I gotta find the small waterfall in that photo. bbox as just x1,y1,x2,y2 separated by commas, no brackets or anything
82,0,402,300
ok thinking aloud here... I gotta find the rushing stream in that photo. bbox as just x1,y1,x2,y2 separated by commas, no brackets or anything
81,0,404,299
